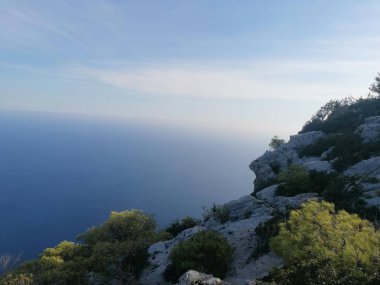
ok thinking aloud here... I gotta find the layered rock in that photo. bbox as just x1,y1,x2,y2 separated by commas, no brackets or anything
344,156,380,180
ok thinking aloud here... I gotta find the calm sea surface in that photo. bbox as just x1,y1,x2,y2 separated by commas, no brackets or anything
0,111,263,259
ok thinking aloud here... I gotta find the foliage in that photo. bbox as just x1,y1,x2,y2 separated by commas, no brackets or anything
1,210,162,285
204,204,231,224
164,231,233,283
269,136,285,150
276,164,313,196
270,201,380,285
0,273,34,285
300,93,380,134
2,241,90,285
165,216,198,237
369,73,380,95
77,209,159,284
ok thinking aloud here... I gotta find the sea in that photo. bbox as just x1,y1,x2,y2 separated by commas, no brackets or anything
0,110,264,260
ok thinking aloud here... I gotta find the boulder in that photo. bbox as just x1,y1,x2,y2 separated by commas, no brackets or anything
177,270,230,285
356,116,380,143
272,193,320,214
256,184,278,203
224,252,283,285
300,157,332,172
344,156,380,180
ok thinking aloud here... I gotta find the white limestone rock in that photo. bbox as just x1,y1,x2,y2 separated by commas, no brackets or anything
272,193,319,214
286,131,326,149
344,156,380,180
356,116,380,143
300,157,332,172
177,270,230,285
224,252,283,285
256,185,279,203
139,226,207,285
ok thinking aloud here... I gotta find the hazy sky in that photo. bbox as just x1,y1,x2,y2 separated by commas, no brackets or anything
1,0,380,139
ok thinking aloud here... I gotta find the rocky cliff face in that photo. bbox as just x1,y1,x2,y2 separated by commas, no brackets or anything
249,131,328,191
139,116,380,285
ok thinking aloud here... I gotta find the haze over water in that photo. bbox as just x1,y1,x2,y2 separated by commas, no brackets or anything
0,111,264,259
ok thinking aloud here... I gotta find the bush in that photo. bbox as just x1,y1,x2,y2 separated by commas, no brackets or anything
1,210,163,285
165,216,198,237
276,164,313,196
1,241,90,285
203,204,231,224
78,209,160,283
164,231,233,283
270,201,380,285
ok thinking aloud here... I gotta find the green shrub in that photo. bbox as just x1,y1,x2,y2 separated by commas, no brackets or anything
0,273,34,285
164,231,233,283
270,201,380,285
276,164,313,196
78,209,160,283
204,204,231,224
165,216,198,237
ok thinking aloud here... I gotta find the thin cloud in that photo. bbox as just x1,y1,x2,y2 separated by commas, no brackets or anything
72,59,378,101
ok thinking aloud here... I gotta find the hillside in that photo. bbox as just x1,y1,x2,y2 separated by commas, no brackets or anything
1,75,380,285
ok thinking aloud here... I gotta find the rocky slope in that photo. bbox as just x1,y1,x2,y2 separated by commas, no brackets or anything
139,115,380,285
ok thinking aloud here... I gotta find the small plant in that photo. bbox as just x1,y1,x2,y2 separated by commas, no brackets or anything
269,136,285,150
163,231,233,283
203,204,231,224
165,216,198,237
211,204,231,224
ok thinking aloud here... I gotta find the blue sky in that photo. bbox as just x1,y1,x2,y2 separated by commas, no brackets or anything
1,0,380,139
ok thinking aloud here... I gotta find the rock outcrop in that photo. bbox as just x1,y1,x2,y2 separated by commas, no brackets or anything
356,116,380,142
344,156,380,180
140,192,320,285
249,131,326,191
140,116,380,285
177,270,230,285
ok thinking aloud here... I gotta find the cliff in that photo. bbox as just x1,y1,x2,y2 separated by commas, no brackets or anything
140,113,380,285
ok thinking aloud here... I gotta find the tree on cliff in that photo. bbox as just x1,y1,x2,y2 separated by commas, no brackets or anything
269,135,285,150
270,201,380,285
369,73,380,95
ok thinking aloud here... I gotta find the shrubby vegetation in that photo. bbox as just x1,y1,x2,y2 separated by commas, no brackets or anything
203,203,231,224
165,216,198,237
300,95,380,134
299,132,380,171
269,201,380,285
276,165,380,224
163,231,233,283
276,164,313,196
0,210,165,285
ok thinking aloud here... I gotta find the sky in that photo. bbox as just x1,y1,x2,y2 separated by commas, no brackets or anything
1,0,380,139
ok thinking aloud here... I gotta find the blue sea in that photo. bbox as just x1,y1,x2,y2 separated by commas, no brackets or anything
0,111,264,260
